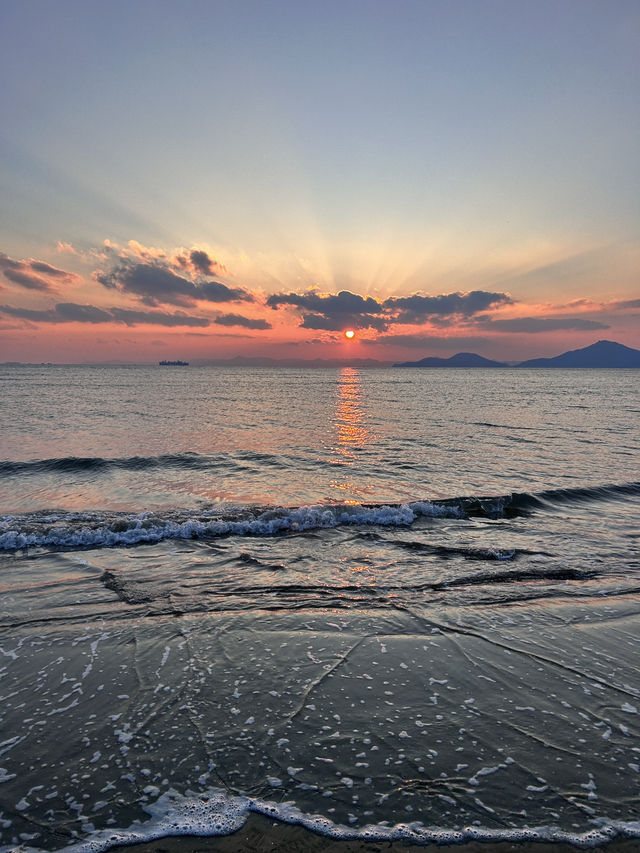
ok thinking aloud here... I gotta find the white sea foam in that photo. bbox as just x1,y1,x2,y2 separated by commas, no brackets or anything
0,500,462,551
12,785,640,853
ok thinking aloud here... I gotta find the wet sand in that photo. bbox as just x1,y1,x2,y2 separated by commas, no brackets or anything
114,813,639,853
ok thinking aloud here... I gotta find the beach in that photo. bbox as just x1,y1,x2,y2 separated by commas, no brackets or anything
1,366,639,852
112,812,640,853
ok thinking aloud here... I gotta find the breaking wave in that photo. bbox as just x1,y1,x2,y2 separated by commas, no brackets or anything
0,501,458,551
1,480,638,552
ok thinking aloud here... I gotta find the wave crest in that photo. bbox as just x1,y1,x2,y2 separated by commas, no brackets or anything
1,481,638,552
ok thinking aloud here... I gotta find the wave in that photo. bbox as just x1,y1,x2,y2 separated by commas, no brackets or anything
440,480,640,518
431,565,596,588
389,540,535,560
0,502,460,551
1,481,638,552
0,450,294,476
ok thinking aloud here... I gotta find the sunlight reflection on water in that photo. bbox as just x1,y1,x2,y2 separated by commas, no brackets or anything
328,368,376,499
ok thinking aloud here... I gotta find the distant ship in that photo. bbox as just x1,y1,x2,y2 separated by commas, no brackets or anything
158,360,189,366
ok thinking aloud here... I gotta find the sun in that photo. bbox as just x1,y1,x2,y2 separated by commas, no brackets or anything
344,329,355,340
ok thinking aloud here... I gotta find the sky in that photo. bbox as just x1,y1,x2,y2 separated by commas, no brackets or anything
0,0,638,363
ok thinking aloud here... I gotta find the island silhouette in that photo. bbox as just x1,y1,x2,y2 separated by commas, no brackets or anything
394,340,640,368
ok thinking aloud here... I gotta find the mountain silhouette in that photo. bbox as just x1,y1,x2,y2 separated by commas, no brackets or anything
517,340,640,368
394,352,506,368
393,340,640,368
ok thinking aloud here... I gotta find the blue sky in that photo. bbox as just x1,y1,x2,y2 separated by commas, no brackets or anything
0,0,638,362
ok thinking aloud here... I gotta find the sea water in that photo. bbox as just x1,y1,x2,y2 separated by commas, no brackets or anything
0,365,639,850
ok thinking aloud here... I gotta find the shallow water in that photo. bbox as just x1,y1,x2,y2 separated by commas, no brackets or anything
0,366,639,851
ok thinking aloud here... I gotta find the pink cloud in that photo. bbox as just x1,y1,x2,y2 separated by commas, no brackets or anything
0,252,81,293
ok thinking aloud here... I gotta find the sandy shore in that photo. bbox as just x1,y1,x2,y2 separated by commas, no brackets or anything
113,814,639,853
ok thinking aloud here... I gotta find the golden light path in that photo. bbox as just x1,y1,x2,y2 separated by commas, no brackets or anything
327,367,378,503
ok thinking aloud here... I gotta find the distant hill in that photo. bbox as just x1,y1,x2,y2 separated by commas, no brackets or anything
394,352,507,368
517,340,640,368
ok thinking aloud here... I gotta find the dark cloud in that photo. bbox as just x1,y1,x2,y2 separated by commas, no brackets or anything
108,308,210,327
190,249,215,274
199,280,253,303
213,313,272,329
96,259,251,306
0,252,78,292
29,260,75,278
1,269,54,291
96,262,197,306
0,253,20,273
0,303,210,327
266,288,513,331
267,290,380,314
267,289,387,331
1,293,266,329
480,317,610,333
299,311,387,331
173,247,227,277
384,291,513,324
0,305,59,322
55,303,113,323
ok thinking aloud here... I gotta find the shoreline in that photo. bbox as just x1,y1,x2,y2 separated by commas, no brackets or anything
111,814,640,853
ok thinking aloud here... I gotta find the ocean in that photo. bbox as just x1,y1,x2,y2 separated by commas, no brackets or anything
1,365,639,852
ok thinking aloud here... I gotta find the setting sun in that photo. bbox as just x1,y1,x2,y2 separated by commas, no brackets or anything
344,329,355,340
